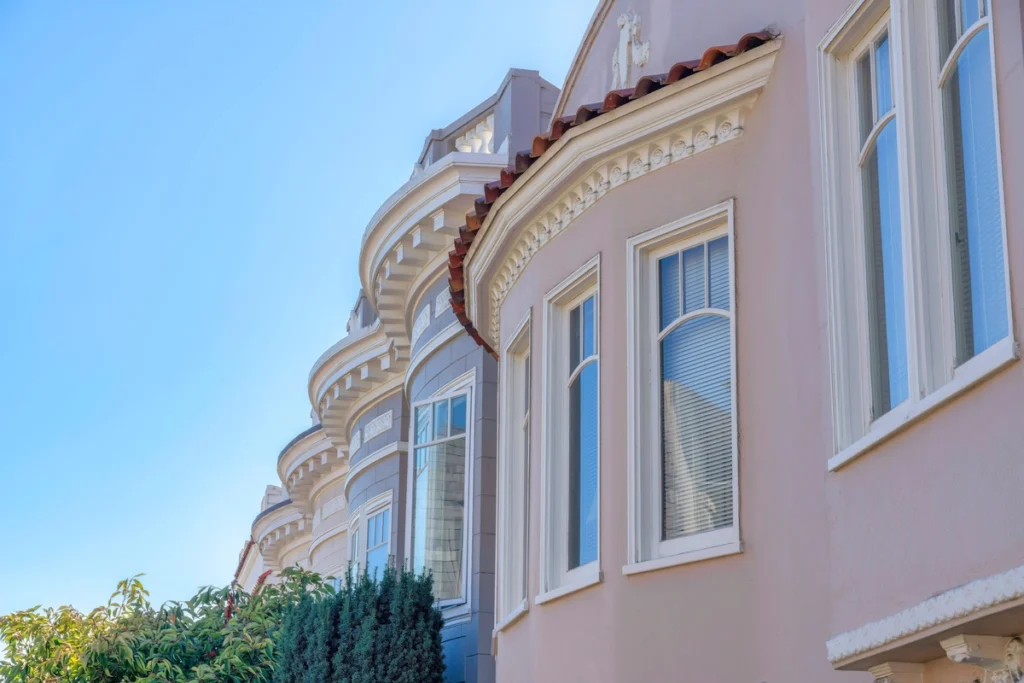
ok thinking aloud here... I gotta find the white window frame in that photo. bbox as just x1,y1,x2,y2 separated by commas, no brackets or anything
819,0,1017,471
404,369,475,619
347,490,393,580
538,254,602,605
624,200,741,576
495,309,531,633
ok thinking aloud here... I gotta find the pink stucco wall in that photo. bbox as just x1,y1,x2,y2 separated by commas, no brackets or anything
486,0,1024,681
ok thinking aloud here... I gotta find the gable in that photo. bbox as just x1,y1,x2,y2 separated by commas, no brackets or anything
554,0,778,119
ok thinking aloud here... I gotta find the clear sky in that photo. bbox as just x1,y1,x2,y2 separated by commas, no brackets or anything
0,0,596,615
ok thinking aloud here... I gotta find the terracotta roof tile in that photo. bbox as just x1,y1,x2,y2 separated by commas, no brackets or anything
446,29,774,361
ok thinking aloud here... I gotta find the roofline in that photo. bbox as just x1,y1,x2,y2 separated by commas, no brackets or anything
252,498,293,527
550,0,616,121
277,424,324,463
415,68,560,167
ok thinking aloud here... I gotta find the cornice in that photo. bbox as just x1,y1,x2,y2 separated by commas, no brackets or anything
466,40,781,347
277,426,332,486
359,152,508,298
308,321,385,407
827,561,1024,667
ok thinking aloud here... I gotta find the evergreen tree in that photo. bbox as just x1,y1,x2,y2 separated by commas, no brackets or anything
330,568,356,683
274,593,315,683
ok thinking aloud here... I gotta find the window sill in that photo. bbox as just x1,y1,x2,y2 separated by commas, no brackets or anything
622,539,742,576
535,566,602,606
492,599,529,636
829,337,1020,472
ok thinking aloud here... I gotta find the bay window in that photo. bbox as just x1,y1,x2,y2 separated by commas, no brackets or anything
819,0,1014,470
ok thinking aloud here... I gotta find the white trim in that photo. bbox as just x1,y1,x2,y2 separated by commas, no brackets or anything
308,519,350,557
826,561,1024,666
404,321,463,394
467,41,781,348
492,598,529,636
344,441,407,497
622,539,742,576
362,410,394,442
829,336,1018,470
535,565,602,606
540,254,601,598
346,381,403,440
496,308,532,627
624,200,740,569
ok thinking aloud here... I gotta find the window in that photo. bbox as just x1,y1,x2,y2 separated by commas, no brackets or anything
539,255,601,602
349,521,361,576
410,390,470,605
496,311,531,630
938,0,1007,363
348,494,392,581
819,0,1014,470
626,202,740,574
364,507,391,579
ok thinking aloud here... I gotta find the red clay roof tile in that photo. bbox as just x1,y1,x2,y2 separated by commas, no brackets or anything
446,29,774,360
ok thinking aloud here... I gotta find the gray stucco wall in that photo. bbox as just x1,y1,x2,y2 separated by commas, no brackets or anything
412,275,459,358
408,332,499,683
346,390,410,570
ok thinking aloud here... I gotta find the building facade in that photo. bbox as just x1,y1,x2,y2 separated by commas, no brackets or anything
238,1,1024,682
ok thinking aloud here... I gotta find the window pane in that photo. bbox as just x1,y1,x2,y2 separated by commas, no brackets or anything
450,394,467,435
569,304,581,372
944,28,1007,362
683,245,706,314
433,399,449,440
411,438,466,601
708,237,730,310
875,34,893,116
582,296,595,358
568,361,599,570
659,253,681,330
863,120,909,414
415,404,432,445
661,315,733,540
961,0,980,28
857,53,874,144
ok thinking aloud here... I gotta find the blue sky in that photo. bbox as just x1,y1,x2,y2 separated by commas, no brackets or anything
0,1,595,615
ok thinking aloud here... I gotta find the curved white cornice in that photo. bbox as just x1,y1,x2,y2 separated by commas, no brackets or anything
466,41,781,348
277,427,336,510
827,562,1024,667
252,501,311,571
405,321,463,394
344,441,407,498
308,460,351,510
359,151,508,297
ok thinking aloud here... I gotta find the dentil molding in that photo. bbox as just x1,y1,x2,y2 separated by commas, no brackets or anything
826,562,1024,665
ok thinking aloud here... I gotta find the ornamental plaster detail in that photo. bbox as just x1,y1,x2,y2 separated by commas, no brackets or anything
320,495,346,521
826,562,1024,664
363,410,393,442
350,429,361,455
434,290,451,318
488,112,746,343
612,11,651,90
411,304,431,347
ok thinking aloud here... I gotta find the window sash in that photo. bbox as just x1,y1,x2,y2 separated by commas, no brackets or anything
648,230,737,560
409,388,472,608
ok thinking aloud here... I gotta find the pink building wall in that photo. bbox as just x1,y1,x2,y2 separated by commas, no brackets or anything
481,0,1024,681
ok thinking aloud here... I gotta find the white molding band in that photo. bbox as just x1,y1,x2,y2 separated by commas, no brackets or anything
434,289,451,318
344,441,407,497
468,41,780,346
826,561,1024,665
404,321,463,393
363,410,394,442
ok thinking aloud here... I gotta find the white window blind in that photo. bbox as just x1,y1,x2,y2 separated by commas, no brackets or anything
657,237,734,541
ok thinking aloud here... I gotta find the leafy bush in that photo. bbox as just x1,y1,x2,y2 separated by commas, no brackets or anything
0,567,330,683
273,565,444,683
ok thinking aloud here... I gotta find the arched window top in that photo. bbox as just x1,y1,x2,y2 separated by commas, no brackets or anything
658,235,730,337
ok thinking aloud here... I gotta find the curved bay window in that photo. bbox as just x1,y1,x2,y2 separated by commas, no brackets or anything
411,392,469,604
